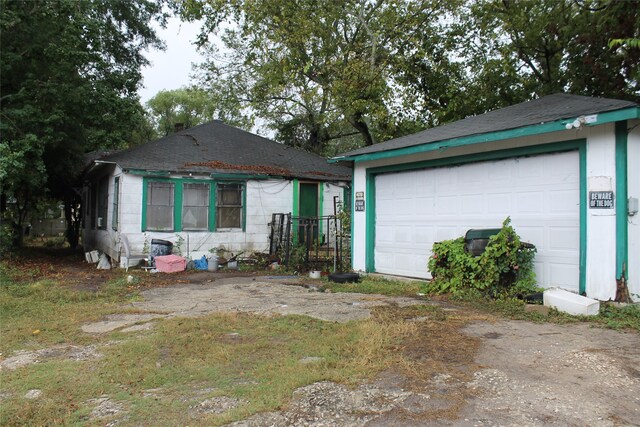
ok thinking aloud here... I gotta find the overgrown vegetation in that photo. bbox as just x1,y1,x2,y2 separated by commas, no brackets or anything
426,218,538,298
324,274,424,297
451,289,640,332
0,263,425,426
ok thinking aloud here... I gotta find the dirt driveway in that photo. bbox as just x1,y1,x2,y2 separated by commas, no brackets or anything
78,275,640,426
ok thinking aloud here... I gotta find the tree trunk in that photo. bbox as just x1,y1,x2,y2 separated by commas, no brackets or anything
348,113,375,146
64,195,82,250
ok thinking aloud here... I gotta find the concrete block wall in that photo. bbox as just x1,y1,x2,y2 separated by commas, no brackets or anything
103,177,295,260
85,172,351,265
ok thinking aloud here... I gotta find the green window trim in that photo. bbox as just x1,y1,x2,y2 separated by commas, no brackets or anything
292,179,299,242
142,177,247,232
112,176,120,231
363,139,587,295
212,181,247,231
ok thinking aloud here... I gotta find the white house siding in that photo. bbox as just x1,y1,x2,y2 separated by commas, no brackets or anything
82,164,122,261
584,124,618,300
84,174,358,265
322,182,347,217
321,182,348,244
110,177,294,260
628,120,640,302
350,122,635,301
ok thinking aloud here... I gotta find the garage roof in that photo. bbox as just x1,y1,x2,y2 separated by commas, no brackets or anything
332,93,638,162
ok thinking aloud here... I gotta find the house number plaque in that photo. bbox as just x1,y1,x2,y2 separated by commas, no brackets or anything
355,200,365,211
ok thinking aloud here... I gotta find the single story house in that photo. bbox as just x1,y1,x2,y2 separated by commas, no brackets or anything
331,94,639,301
83,120,352,266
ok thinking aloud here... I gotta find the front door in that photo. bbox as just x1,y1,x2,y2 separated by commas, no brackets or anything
299,183,319,243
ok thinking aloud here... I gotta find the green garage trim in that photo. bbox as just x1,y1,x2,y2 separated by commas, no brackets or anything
615,121,628,280
363,139,587,294
332,106,639,163
579,145,587,295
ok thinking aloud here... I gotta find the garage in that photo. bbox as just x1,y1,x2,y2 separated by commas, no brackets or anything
374,151,580,291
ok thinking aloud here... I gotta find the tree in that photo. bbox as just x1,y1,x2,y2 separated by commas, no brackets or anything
146,87,252,136
176,0,458,154
1,0,165,248
448,0,640,113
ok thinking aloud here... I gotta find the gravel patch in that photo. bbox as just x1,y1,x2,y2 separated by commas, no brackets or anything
24,389,42,400
1,344,103,370
128,277,423,323
189,396,248,417
88,396,126,422
81,313,165,334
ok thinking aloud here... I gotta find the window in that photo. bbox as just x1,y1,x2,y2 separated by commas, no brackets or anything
89,185,96,229
97,177,108,229
142,179,245,232
216,183,242,229
182,183,209,230
146,181,174,230
112,177,120,230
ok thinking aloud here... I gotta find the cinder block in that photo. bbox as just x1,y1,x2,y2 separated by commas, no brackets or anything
543,288,600,316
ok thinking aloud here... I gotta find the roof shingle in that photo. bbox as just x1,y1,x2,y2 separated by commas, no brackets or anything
100,120,352,180
334,93,637,159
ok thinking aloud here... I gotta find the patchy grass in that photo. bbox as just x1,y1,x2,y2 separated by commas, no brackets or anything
3,256,459,426
450,289,640,332
323,274,425,297
0,273,142,354
0,287,424,426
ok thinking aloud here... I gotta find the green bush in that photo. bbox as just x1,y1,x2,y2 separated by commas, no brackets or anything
426,217,538,298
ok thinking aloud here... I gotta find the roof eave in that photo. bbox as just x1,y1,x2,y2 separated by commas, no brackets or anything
332,106,640,163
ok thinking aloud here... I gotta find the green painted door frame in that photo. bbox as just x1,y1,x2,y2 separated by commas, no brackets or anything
615,121,628,280
363,139,588,294
299,182,320,243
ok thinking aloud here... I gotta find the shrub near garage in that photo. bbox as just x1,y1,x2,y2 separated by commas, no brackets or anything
426,218,538,298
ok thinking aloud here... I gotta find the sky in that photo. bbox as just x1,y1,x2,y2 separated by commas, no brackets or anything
138,17,204,104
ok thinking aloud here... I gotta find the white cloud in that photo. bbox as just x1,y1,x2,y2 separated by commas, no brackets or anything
139,17,204,103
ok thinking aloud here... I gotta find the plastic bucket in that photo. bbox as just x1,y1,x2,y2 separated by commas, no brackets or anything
208,256,219,272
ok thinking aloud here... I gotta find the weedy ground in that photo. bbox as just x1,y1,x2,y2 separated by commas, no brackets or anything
1,245,638,426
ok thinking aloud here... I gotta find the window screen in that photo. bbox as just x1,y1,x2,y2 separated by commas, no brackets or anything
97,177,109,229
182,183,209,230
112,177,120,230
146,181,174,230
216,183,242,229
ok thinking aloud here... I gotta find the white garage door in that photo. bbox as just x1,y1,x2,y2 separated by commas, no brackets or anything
375,151,580,291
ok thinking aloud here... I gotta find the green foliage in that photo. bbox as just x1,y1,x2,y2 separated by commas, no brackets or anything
175,0,638,154
146,87,252,136
453,289,640,332
426,218,538,298
178,0,461,154
285,243,309,273
597,303,640,330
1,0,165,249
455,0,640,106
324,275,424,297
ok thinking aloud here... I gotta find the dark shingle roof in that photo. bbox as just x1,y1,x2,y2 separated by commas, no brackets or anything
335,93,637,159
99,121,352,180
